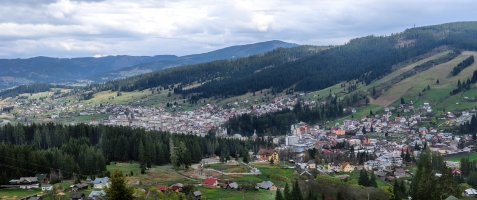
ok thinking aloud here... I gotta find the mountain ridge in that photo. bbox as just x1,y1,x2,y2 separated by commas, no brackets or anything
0,40,298,90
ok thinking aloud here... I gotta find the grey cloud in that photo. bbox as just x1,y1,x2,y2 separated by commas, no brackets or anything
1,0,105,5
0,0,476,58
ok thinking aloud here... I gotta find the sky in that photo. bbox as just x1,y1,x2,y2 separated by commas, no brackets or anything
0,0,476,58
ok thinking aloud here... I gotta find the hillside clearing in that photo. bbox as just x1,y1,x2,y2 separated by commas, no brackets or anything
376,51,477,107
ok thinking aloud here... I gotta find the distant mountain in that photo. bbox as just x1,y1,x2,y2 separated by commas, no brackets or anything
180,40,299,62
0,40,298,90
0,55,178,90
88,40,298,82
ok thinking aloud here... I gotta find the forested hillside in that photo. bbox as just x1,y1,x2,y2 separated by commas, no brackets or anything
93,22,477,101
0,123,270,184
93,45,327,95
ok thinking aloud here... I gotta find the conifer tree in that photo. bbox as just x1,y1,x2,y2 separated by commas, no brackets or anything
284,183,292,200
242,150,249,163
405,150,411,162
393,179,401,200
104,168,134,200
399,179,406,195
292,180,304,200
138,140,146,173
369,173,378,188
275,188,284,200
416,160,437,200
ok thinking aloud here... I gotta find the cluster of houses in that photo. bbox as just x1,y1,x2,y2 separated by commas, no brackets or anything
5,175,110,200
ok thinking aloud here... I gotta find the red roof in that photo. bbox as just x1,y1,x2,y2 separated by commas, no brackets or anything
203,178,217,185
157,185,167,191
171,185,181,191
323,149,332,154
453,169,462,174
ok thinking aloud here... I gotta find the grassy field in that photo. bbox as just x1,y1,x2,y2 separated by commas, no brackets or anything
107,162,143,176
199,188,275,200
0,188,42,199
445,153,477,162
377,51,477,108
336,171,391,187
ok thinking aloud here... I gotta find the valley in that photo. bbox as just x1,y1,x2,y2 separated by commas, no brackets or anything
2,21,477,200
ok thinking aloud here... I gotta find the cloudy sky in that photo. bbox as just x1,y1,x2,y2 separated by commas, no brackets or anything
0,0,475,58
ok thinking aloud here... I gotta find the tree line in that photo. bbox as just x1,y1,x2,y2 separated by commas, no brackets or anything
451,55,474,76
0,122,270,184
450,68,477,95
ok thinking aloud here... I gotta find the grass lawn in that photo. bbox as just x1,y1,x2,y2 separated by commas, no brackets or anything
199,188,275,200
0,188,41,199
338,171,391,187
445,153,477,162
107,162,143,176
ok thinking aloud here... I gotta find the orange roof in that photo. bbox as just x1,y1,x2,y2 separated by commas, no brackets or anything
342,162,349,169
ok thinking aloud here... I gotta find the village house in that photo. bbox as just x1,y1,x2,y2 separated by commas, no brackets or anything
71,183,88,191
35,174,49,184
203,178,219,187
463,188,477,197
394,168,406,177
341,162,354,172
170,183,184,191
328,162,354,173
88,190,106,200
192,191,202,200
69,192,86,200
307,160,316,169
257,181,277,190
93,177,109,189
256,149,279,162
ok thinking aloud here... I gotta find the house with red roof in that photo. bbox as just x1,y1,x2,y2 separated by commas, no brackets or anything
157,185,167,192
203,178,219,187
341,162,354,172
452,169,462,175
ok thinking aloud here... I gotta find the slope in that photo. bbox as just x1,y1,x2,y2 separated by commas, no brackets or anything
375,51,477,108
